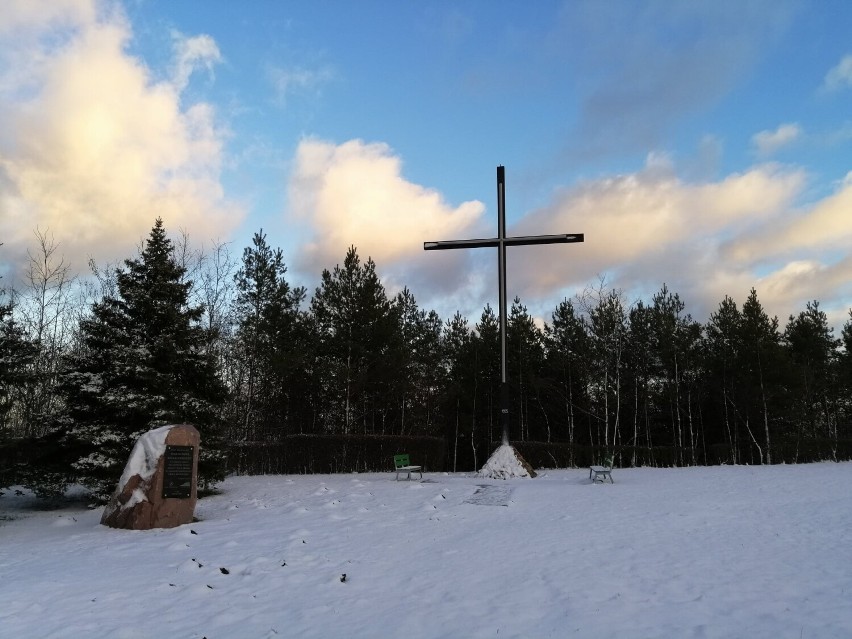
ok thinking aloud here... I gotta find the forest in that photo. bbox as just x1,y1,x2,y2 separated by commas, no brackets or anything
2,219,851,502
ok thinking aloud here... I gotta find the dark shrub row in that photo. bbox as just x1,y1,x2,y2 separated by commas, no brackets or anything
227,435,852,476
509,439,852,470
228,434,446,475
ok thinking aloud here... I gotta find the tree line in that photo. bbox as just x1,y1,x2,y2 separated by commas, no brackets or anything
2,220,851,501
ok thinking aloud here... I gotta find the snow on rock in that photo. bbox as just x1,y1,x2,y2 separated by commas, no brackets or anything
116,424,173,497
477,444,537,479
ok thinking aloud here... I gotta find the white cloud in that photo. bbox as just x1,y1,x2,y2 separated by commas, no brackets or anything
267,65,334,106
461,158,812,324
171,32,222,92
285,142,841,327
0,0,96,34
0,0,242,284
287,138,486,298
751,123,801,156
823,54,852,92
726,179,852,260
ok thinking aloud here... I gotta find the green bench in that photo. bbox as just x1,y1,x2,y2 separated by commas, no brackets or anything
589,455,614,483
393,454,422,481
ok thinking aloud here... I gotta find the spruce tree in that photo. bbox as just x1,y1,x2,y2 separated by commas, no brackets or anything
58,219,226,502
0,297,40,491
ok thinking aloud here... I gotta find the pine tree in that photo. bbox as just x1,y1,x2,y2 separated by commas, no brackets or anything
442,311,475,471
507,297,546,442
471,305,500,460
704,295,743,463
309,246,396,434
739,288,783,464
783,301,840,456
649,285,703,465
389,288,443,436
586,289,628,452
58,219,226,503
624,300,653,463
543,298,590,455
230,230,306,441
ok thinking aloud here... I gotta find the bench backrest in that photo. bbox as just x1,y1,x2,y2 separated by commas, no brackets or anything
394,454,410,469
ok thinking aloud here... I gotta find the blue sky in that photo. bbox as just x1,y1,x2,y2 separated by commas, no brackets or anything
2,0,851,329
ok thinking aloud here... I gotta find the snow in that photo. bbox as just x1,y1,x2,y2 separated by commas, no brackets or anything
114,424,174,508
477,444,533,479
2,463,852,638
118,425,173,485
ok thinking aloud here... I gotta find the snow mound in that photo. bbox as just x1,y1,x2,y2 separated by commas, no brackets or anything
477,444,537,479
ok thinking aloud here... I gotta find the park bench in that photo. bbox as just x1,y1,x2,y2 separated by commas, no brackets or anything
589,456,614,483
393,454,422,481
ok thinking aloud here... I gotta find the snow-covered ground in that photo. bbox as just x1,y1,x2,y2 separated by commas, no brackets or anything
2,462,851,639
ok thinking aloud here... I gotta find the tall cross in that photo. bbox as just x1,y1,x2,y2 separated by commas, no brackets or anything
424,166,584,446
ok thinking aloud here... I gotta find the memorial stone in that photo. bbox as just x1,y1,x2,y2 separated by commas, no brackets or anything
100,424,200,530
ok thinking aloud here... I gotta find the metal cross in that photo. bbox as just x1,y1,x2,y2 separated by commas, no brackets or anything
424,166,584,446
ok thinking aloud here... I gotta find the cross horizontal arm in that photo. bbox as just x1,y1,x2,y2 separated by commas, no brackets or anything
503,233,584,247
424,238,500,250
424,233,583,251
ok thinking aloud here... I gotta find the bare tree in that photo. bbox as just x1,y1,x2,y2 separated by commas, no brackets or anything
15,229,76,436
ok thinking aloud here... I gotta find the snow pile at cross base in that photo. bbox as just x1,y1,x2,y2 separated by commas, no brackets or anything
477,444,537,479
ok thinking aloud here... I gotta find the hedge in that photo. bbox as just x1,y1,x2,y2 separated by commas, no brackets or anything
228,434,446,475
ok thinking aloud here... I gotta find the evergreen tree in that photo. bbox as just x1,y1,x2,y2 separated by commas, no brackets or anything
507,297,546,442
471,305,500,464
543,298,590,455
58,219,226,502
624,300,654,462
0,297,40,491
649,285,703,465
739,288,783,463
0,299,37,437
442,311,475,471
309,246,397,434
388,288,443,436
783,301,840,456
230,230,306,441
704,295,743,463
586,289,628,452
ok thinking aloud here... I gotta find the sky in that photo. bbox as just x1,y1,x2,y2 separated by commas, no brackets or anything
1,0,851,330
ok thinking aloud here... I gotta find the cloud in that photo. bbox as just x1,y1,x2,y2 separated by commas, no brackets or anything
823,54,852,92
473,157,823,325
287,138,486,299
267,65,334,106
0,0,95,34
0,0,242,284
725,179,852,260
751,123,801,157
285,140,843,328
171,32,222,92
552,1,797,162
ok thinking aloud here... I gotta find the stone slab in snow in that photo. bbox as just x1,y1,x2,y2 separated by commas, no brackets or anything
100,424,199,530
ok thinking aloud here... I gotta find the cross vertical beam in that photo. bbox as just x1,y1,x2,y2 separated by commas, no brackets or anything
497,166,509,445
424,166,584,446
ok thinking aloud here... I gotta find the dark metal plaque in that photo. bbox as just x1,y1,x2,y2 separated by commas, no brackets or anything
162,445,194,499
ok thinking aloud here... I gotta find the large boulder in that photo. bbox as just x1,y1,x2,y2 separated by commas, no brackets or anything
100,424,200,530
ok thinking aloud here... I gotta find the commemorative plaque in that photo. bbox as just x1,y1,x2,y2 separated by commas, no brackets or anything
162,444,194,499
